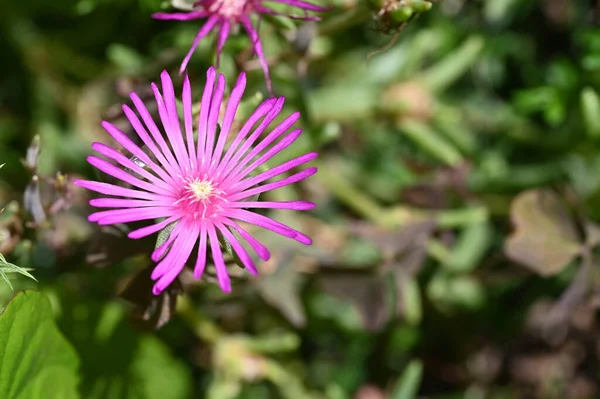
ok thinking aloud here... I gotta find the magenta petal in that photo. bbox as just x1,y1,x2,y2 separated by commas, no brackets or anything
91,142,172,191
215,98,278,177
223,220,271,261
128,216,179,240
229,129,303,184
152,223,199,295
216,221,258,275
182,74,197,164
233,152,318,192
225,201,315,211
152,222,185,263
127,95,181,177
89,198,168,208
74,180,158,201
207,222,232,292
240,16,273,95
92,207,173,225
223,209,312,245
197,67,217,162
228,167,317,202
268,0,332,12
215,20,231,67
217,98,286,180
87,156,170,196
210,72,246,173
160,70,190,169
152,10,210,20
193,223,208,279
203,74,226,167
180,16,220,75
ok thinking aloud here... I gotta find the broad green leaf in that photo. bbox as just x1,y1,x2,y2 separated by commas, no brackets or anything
0,291,80,399
84,335,192,399
56,298,192,399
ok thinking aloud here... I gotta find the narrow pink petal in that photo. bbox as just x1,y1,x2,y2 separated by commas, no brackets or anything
100,121,175,178
215,221,257,275
160,71,191,170
180,16,220,75
87,156,173,196
74,180,158,200
207,223,232,292
198,67,217,163
121,104,181,181
225,201,315,211
216,20,230,67
232,152,318,192
228,167,317,202
91,142,172,192
152,223,199,295
193,223,208,279
241,16,272,95
152,10,210,20
222,209,312,245
215,98,278,177
268,0,331,11
182,74,197,165
89,198,171,208
152,223,183,263
203,74,226,168
151,82,188,170
128,216,180,239
91,207,172,224
222,219,271,261
216,98,285,181
209,73,246,174
226,129,303,185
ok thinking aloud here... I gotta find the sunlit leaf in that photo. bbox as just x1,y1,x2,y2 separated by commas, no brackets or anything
0,291,80,399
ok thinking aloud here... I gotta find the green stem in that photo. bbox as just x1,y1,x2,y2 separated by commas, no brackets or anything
315,162,391,227
176,295,222,344
318,2,372,36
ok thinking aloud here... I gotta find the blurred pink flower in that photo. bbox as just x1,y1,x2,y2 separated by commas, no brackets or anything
75,68,317,294
153,0,330,93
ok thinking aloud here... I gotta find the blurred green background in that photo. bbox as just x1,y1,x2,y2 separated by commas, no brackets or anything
1,0,600,398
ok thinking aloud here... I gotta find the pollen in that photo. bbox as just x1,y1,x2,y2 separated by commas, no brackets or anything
187,179,215,202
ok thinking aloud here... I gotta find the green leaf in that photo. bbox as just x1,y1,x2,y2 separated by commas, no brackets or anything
398,120,464,166
419,36,484,92
0,253,37,290
391,360,423,399
581,87,600,139
443,221,493,273
56,298,192,399
0,291,80,399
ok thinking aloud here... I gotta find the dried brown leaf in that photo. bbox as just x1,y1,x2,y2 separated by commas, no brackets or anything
505,189,581,276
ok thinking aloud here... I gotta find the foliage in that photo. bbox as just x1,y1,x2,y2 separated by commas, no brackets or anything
1,0,599,398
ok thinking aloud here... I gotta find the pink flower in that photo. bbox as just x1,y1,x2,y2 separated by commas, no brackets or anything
75,68,317,294
153,0,330,93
